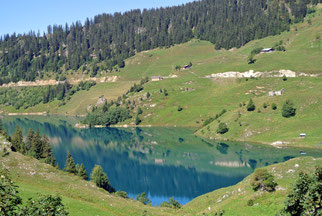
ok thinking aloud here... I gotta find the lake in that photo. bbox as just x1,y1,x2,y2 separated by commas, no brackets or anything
2,115,321,206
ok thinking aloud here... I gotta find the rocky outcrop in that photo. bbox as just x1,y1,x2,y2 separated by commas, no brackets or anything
206,70,319,78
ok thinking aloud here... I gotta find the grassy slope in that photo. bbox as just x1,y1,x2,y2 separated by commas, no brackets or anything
179,157,321,216
1,137,320,216
0,151,174,216
1,81,134,116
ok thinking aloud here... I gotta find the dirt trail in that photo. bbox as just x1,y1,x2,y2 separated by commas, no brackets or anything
0,76,118,88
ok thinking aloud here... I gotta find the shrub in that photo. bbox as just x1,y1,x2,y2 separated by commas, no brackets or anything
160,197,181,209
19,195,68,216
115,191,128,199
247,199,254,206
251,168,277,192
137,107,143,115
282,75,287,81
177,106,183,111
246,99,256,111
283,166,321,216
282,100,296,118
135,116,141,125
263,103,268,109
0,168,22,215
271,103,277,110
216,123,229,134
248,54,256,64
251,47,264,55
136,192,151,205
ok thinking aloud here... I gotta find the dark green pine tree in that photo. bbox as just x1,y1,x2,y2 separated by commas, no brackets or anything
25,128,34,152
247,98,256,111
90,165,114,192
11,126,25,153
64,151,77,174
77,164,88,180
31,130,43,159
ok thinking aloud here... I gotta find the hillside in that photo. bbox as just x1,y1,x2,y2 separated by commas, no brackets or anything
0,0,316,84
1,135,320,215
0,6,321,147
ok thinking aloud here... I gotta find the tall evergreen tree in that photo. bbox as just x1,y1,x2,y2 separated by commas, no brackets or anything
25,128,34,152
31,130,42,159
11,126,25,153
77,164,88,180
64,151,77,174
90,165,114,192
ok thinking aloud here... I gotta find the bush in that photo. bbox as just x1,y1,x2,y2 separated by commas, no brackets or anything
115,191,128,199
19,195,68,216
251,47,264,55
0,168,22,215
246,99,256,111
248,54,256,64
263,103,267,109
216,123,229,134
135,116,141,125
283,166,321,216
282,100,296,118
282,75,287,81
136,192,151,205
160,197,181,209
251,168,277,192
177,106,183,111
271,103,277,110
247,199,254,206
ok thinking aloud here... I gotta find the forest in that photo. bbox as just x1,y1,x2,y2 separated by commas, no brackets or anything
0,0,318,84
0,81,96,109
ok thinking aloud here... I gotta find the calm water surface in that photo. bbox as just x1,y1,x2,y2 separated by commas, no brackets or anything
3,115,322,206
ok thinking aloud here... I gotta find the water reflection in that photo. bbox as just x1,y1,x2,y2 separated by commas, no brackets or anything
3,116,321,205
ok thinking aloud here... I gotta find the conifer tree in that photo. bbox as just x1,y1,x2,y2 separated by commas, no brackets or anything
25,128,34,152
64,151,77,174
90,165,114,192
78,164,88,180
31,130,43,159
11,126,25,153
246,98,256,111
41,135,51,158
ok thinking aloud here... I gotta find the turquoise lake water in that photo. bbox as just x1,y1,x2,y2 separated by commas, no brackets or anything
3,115,321,206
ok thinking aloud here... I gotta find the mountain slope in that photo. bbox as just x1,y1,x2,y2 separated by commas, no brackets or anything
0,0,316,84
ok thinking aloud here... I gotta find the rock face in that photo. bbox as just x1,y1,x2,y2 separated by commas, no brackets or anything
96,95,107,106
206,69,319,78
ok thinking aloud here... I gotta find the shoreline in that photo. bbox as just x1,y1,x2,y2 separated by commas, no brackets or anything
2,113,320,150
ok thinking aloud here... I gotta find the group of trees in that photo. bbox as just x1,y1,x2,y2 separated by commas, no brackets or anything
246,98,296,118
84,77,150,126
10,127,57,166
0,0,316,83
63,151,115,193
0,81,96,110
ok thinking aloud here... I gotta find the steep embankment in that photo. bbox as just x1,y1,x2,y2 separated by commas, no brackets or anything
179,157,321,216
0,144,174,215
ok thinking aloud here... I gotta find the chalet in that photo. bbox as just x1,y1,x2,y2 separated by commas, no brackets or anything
261,48,275,53
300,133,306,138
151,76,163,81
268,88,286,96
